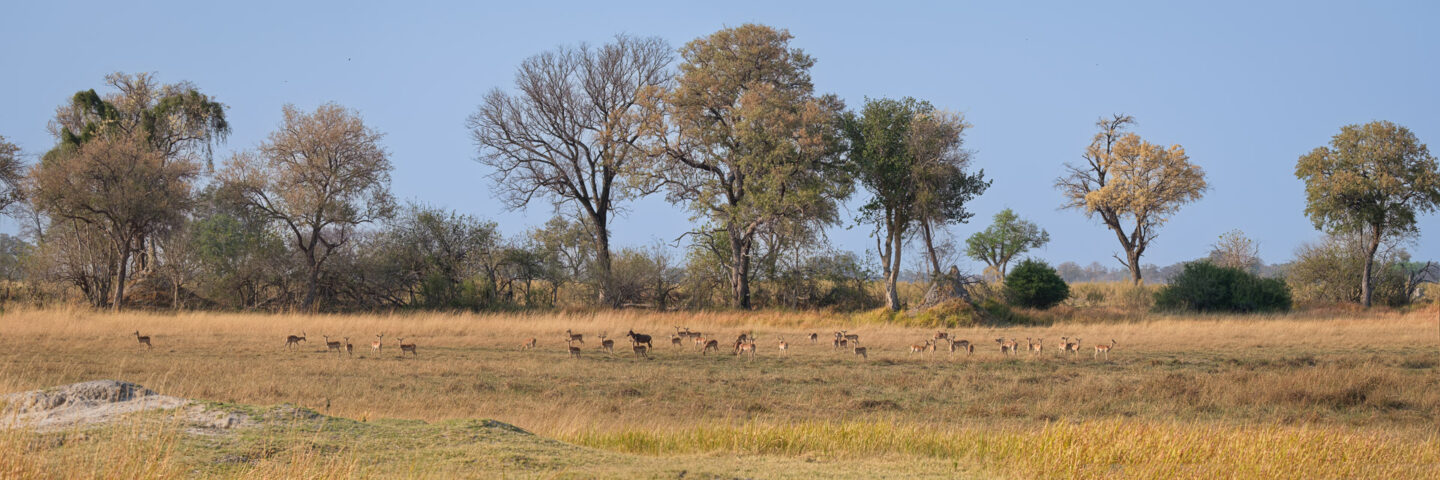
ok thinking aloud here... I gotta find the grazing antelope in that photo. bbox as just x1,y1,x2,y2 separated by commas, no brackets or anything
133,331,152,350
701,339,720,355
521,338,537,350
808,333,818,344
323,335,343,355
1094,339,1116,360
344,337,354,356
633,344,649,359
950,339,974,354
398,338,418,356
996,338,1018,355
778,337,789,355
565,329,584,344
627,330,653,348
910,340,932,354
853,346,868,360
371,333,384,353
285,331,306,350
933,331,950,342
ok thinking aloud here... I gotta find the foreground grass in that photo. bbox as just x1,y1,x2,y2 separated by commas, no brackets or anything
2,306,1438,478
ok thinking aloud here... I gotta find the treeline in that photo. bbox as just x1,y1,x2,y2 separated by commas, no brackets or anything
0,24,1437,313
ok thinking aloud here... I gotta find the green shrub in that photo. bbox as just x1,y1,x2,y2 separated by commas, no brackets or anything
1155,261,1291,313
1004,259,1070,310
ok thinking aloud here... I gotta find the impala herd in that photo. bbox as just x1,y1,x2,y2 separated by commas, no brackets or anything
125,325,1120,362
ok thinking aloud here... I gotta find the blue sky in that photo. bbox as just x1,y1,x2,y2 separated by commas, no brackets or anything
2,1,1437,272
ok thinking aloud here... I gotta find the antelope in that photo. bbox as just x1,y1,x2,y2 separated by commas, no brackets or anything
521,338,537,350
1066,338,1082,355
841,331,860,345
778,337,789,355
1094,339,1116,360
808,333,818,344
910,340,931,354
735,342,756,358
344,337,354,356
933,331,950,342
565,329,584,344
633,344,649,359
398,338,418,356
627,330,653,348
735,333,750,345
836,338,849,349
323,335,343,354
1028,338,1044,354
600,336,616,354
996,338,1018,355
671,335,683,347
371,333,384,353
567,340,582,359
693,336,709,349
1057,337,1071,354
133,331,151,350
285,331,306,350
701,339,720,355
950,339,974,354
853,346,868,360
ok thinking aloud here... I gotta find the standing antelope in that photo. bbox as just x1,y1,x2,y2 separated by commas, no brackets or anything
910,340,932,354
285,332,307,350
1066,338,1082,355
344,337,354,357
565,329,584,344
808,333,818,344
842,331,860,345
371,333,384,353
735,342,757,358
950,339,974,354
853,346,868,360
778,337,789,355
398,338,418,356
323,335,343,355
1057,337,1071,354
599,332,615,354
671,335,683,347
933,331,950,342
996,338,1018,355
1028,338,1044,354
633,344,649,359
567,340,582,359
133,331,152,350
1094,339,1116,360
627,330,653,348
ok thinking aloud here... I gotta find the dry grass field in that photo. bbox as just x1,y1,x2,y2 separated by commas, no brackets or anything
2,306,1439,478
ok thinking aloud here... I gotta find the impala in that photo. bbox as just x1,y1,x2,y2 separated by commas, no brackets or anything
600,337,615,354
521,338,537,350
736,342,756,358
1028,337,1044,354
565,329,584,344
398,338,418,356
568,341,582,359
841,331,860,345
996,338,1018,355
371,333,384,353
950,339,973,354
671,335,683,347
808,333,818,344
778,337,789,355
910,340,931,354
285,331,306,350
323,335,343,355
1066,338,1082,355
701,339,720,355
1057,337,1071,354
133,331,152,350
853,346,868,360
933,331,950,342
633,344,649,359
344,337,354,356
1094,339,1117,360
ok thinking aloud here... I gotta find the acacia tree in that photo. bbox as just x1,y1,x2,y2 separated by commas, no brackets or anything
221,104,395,310
965,209,1050,280
0,136,23,215
847,98,987,311
644,24,849,309
1295,121,1440,307
1056,115,1207,285
31,132,198,310
468,34,671,306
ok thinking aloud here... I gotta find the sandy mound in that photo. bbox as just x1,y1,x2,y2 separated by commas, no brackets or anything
0,380,250,432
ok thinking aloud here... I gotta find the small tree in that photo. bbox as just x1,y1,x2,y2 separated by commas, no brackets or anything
965,209,1049,280
1003,259,1069,310
221,104,395,310
1056,115,1208,284
1208,229,1261,273
1295,121,1440,307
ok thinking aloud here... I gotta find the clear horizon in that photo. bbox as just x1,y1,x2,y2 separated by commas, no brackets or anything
2,0,1437,274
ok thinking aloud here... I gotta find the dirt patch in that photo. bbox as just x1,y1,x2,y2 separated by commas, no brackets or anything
1,380,254,433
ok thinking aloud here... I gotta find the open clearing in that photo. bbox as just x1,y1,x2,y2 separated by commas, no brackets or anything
2,308,1438,478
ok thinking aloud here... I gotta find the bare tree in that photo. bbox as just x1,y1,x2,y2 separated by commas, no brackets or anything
221,104,395,310
1208,229,1261,273
468,34,672,306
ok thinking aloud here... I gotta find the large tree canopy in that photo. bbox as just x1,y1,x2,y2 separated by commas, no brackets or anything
1295,120,1440,307
1056,115,1207,285
644,24,849,309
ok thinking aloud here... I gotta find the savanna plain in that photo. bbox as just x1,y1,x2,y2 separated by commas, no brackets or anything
2,306,1438,479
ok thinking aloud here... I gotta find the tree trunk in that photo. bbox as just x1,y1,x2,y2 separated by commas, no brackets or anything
112,248,130,312
302,262,321,311
1361,226,1382,308
919,219,943,280
1127,250,1143,285
728,230,751,310
593,222,614,307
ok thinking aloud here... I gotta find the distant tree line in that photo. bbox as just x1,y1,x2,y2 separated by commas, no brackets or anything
0,25,1436,313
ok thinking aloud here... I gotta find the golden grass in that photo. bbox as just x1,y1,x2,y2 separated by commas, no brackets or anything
1,305,1438,477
